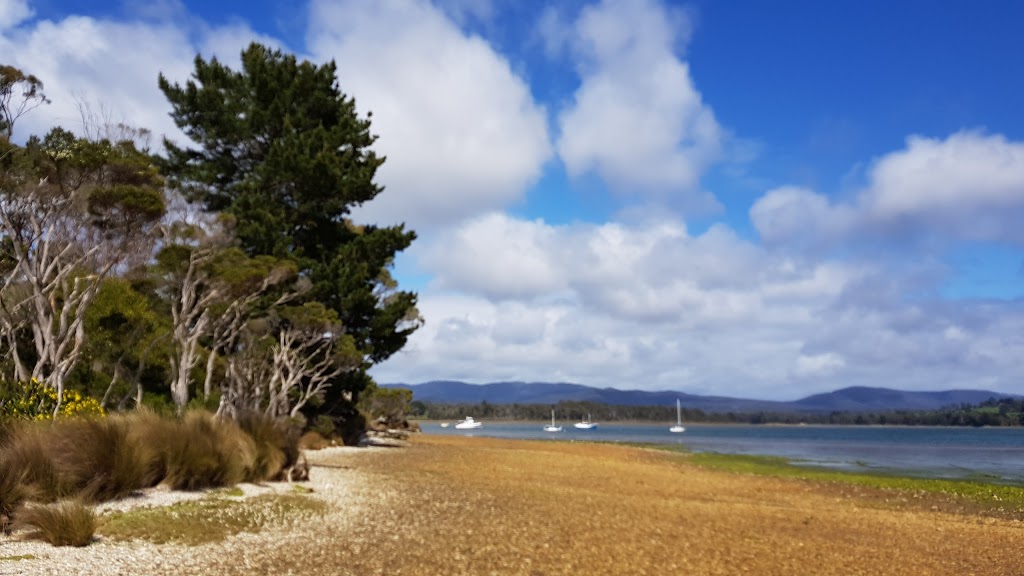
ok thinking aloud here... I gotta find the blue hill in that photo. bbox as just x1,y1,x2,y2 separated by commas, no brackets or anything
382,381,1019,413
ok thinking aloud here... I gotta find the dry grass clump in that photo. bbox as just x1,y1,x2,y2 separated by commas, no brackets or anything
0,408,306,547
100,493,326,545
234,411,293,482
0,464,30,534
49,417,154,502
154,411,258,491
0,426,63,502
14,500,96,547
0,421,12,447
298,430,331,451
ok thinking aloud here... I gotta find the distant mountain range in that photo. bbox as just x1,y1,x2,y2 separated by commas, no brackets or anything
382,381,1021,413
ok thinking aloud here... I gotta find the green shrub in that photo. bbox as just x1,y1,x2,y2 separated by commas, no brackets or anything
14,500,97,547
0,379,104,421
49,417,152,502
310,414,336,438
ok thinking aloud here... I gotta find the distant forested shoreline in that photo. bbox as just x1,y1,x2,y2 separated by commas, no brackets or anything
412,397,1024,427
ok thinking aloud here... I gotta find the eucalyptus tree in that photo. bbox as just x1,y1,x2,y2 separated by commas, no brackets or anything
218,301,360,420
155,233,297,412
0,65,48,143
0,127,165,413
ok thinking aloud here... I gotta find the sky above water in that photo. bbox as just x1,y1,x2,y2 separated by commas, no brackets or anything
3,0,1024,399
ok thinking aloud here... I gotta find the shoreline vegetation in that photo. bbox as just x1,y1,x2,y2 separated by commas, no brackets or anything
413,396,1024,427
0,410,308,545
4,434,1023,575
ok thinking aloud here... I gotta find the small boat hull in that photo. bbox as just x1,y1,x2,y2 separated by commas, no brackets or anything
669,425,685,433
543,425,563,432
573,423,598,430
454,417,482,430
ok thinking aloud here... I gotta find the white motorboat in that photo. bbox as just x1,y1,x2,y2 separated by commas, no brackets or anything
574,414,598,430
454,416,482,430
439,422,450,428
669,398,686,433
543,410,563,432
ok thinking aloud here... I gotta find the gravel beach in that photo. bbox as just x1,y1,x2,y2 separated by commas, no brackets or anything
2,436,1022,575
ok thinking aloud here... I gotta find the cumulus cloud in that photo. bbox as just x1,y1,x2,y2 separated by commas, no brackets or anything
0,0,32,31
751,131,1024,249
556,0,722,202
380,211,1024,397
0,10,277,144
306,0,552,230
864,131,1024,242
376,211,923,398
749,186,858,251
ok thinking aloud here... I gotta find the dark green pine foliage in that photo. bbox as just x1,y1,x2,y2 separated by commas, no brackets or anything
158,43,419,396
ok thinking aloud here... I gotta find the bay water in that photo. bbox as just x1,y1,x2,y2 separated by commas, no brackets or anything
426,421,1024,484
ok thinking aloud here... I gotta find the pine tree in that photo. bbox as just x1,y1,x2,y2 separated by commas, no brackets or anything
158,44,420,409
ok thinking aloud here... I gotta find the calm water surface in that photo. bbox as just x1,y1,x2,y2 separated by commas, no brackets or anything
425,421,1024,483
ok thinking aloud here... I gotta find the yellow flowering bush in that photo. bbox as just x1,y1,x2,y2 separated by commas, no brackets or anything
0,378,105,421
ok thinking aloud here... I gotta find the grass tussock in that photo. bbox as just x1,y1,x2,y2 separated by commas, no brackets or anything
0,421,12,448
299,431,332,451
49,417,153,502
100,493,326,545
0,465,30,533
155,412,257,491
235,412,290,482
0,426,63,502
14,500,96,547
0,408,305,544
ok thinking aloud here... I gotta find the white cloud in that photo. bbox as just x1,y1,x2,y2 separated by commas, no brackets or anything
306,0,552,230
794,352,845,377
378,210,1024,397
556,0,722,201
434,0,496,24
376,212,912,398
749,186,857,250
420,213,566,299
864,131,1024,242
751,131,1024,248
0,11,277,145
535,6,570,59
0,0,32,31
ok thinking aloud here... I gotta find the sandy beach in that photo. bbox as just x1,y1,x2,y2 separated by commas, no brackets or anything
2,435,1023,575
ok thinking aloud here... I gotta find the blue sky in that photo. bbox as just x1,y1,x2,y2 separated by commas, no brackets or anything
4,0,1024,398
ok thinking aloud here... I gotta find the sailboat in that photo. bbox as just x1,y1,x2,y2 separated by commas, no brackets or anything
574,413,598,430
543,410,563,432
669,399,685,433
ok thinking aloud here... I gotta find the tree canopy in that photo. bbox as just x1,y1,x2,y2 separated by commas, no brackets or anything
1,50,420,436
158,44,420,397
